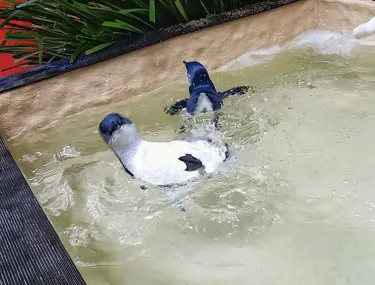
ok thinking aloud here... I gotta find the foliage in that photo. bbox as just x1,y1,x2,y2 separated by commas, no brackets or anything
0,0,260,71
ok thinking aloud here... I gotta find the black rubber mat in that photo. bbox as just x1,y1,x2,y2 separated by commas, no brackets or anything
0,137,87,285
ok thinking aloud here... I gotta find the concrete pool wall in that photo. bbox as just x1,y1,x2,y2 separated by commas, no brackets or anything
0,0,375,139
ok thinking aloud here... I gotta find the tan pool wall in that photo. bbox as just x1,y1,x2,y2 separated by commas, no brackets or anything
317,0,375,41
1,0,375,139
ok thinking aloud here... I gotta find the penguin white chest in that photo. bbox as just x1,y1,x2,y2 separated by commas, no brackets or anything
196,93,213,113
123,142,202,186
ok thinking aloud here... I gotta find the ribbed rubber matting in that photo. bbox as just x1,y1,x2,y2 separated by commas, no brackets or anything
0,137,87,285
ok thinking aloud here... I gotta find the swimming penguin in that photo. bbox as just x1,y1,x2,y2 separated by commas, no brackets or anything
164,61,252,120
99,113,230,187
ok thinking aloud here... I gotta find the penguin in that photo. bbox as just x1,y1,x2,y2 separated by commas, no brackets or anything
164,61,252,129
99,113,230,187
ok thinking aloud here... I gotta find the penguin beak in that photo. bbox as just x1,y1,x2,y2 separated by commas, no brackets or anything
183,60,188,66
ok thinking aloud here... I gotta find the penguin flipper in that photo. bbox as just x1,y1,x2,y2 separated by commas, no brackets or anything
165,98,188,116
178,154,204,171
219,85,253,99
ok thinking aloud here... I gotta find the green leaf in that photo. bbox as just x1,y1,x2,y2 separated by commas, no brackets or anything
126,13,155,30
102,20,143,33
1,61,34,73
45,50,70,58
55,8,80,30
72,2,103,22
0,0,18,5
76,35,102,43
174,0,189,22
93,0,121,10
118,8,148,15
81,26,99,36
57,0,99,27
116,19,144,33
200,0,210,14
149,0,155,23
85,41,116,55
4,31,38,39
38,37,43,64
220,0,225,13
15,0,38,9
0,10,22,29
1,22,32,30
131,0,148,9
0,44,37,49
157,0,174,13
70,42,87,63
14,50,40,63
47,55,56,63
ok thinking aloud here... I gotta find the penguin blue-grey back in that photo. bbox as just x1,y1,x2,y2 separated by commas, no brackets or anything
183,61,223,115
164,60,253,117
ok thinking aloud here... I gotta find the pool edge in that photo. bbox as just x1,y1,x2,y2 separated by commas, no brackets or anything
0,0,314,140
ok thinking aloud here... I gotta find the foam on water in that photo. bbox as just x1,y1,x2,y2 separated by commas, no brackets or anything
218,30,375,71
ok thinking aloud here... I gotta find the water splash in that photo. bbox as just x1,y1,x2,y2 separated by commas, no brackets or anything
218,30,375,71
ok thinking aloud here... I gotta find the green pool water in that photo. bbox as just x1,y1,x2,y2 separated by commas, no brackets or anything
6,30,375,285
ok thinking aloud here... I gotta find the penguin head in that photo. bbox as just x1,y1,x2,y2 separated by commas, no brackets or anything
183,60,217,97
183,60,210,86
99,113,136,145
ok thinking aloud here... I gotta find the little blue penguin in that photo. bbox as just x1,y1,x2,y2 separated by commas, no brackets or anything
99,113,230,187
164,60,252,117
